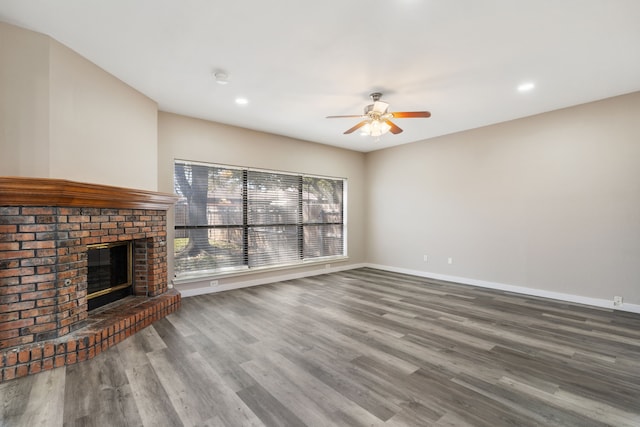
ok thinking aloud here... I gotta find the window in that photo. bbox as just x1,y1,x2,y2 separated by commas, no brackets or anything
174,160,345,279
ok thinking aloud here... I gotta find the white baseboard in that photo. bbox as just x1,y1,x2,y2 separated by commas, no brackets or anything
365,263,640,314
178,262,640,314
179,263,367,298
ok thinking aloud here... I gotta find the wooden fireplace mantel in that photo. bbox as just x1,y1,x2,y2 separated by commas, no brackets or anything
0,177,179,210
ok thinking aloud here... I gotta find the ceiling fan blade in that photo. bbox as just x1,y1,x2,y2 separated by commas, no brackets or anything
385,120,403,134
391,111,431,118
343,120,369,134
326,115,364,119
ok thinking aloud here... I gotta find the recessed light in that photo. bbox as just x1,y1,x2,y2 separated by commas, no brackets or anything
517,82,535,92
235,97,249,105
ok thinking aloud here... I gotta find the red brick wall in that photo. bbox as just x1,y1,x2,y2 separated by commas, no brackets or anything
0,206,168,351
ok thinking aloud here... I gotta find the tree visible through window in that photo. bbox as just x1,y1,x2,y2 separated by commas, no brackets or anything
174,160,345,278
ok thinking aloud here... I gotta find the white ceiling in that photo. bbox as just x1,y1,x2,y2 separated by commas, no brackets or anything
1,0,639,152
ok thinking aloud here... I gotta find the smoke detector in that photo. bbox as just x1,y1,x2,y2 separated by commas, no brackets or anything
213,71,229,85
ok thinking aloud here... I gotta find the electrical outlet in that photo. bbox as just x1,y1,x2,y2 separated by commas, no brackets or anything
209,280,218,287
448,257,453,265
613,296,623,306
423,255,428,262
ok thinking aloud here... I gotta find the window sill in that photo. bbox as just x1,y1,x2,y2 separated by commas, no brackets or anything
172,256,349,285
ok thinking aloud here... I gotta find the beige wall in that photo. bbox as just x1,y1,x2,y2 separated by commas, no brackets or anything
48,40,158,190
0,22,158,190
366,92,640,305
0,22,50,176
158,112,367,291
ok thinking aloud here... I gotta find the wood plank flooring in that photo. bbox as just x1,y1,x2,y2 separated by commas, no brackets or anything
1,268,640,426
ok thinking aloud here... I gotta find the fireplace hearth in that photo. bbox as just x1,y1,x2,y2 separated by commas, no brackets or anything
0,177,180,382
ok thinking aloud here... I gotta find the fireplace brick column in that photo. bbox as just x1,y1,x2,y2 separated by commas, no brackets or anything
0,178,179,382
0,206,76,349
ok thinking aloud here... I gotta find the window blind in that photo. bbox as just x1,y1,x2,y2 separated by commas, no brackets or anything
247,171,300,268
303,177,344,259
174,160,345,278
174,163,245,275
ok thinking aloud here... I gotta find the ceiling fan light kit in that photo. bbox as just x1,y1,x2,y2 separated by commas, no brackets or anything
360,120,391,137
327,92,431,138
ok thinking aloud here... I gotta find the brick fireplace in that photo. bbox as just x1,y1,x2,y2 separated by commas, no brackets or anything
0,177,180,382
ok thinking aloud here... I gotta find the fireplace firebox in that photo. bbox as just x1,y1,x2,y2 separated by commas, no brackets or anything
87,242,133,311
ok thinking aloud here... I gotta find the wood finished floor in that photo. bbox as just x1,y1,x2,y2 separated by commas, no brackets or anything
2,268,640,427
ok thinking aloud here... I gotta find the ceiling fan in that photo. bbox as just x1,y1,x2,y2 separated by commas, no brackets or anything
326,92,431,136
